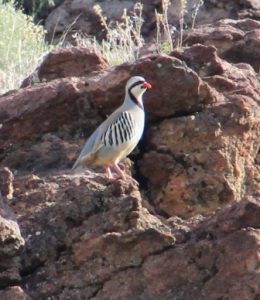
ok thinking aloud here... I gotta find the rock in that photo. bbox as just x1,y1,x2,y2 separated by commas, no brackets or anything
172,1,260,28
10,170,260,299
91,192,260,300
223,28,260,72
0,78,102,169
0,167,14,199
171,44,259,103
139,44,260,216
44,0,260,43
44,0,161,42
0,9,259,298
10,172,174,299
21,47,108,87
0,286,30,300
85,54,218,119
1,44,259,212
0,194,24,289
2,134,79,175
0,51,218,173
184,18,260,71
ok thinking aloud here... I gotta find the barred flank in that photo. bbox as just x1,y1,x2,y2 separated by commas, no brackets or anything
102,112,135,147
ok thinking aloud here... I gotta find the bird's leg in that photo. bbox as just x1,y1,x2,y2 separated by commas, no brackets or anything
104,166,114,179
111,163,126,179
112,163,139,185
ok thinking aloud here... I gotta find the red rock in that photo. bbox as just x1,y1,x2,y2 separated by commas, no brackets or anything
86,54,218,119
184,19,260,71
0,167,14,199
5,171,260,299
12,176,257,300
223,28,260,72
0,194,24,289
9,173,174,299
22,47,108,87
139,44,260,217
0,17,259,299
168,1,260,28
0,78,102,161
91,193,260,300
2,134,79,174
0,286,30,300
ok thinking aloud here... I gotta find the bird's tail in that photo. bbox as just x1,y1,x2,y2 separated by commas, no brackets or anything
71,160,80,171
71,153,94,171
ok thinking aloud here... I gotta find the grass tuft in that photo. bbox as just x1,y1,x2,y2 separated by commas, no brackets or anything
73,1,203,63
155,0,176,53
73,3,144,66
0,0,50,93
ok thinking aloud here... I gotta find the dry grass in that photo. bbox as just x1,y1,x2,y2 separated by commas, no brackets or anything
0,0,50,93
73,3,144,66
191,0,204,29
73,0,203,64
155,0,175,52
1,1,204,93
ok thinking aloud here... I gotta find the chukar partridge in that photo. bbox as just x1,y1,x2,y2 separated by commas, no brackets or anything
72,76,152,180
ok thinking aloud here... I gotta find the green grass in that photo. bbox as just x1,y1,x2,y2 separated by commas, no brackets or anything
0,0,50,93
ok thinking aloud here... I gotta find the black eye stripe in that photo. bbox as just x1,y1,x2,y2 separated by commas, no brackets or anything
129,80,145,91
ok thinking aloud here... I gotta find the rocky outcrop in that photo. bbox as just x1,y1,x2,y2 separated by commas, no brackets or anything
139,43,259,216
21,47,108,87
2,170,260,299
0,77,102,171
184,18,260,72
91,192,260,300
0,15,259,300
1,42,259,213
11,172,175,299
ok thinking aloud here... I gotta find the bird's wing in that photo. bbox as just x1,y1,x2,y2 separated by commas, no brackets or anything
72,108,129,169
90,108,126,152
100,110,136,147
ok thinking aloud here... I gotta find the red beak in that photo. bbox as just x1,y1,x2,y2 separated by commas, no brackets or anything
142,82,152,89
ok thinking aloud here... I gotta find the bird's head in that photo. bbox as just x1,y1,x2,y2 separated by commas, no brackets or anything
125,76,152,108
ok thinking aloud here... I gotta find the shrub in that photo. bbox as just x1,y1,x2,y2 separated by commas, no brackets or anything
73,1,203,65
0,0,50,93
73,3,144,66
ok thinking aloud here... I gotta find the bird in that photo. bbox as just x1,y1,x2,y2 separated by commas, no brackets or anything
72,76,152,181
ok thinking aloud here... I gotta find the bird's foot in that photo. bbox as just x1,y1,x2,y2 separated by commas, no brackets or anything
111,164,139,185
104,166,114,180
